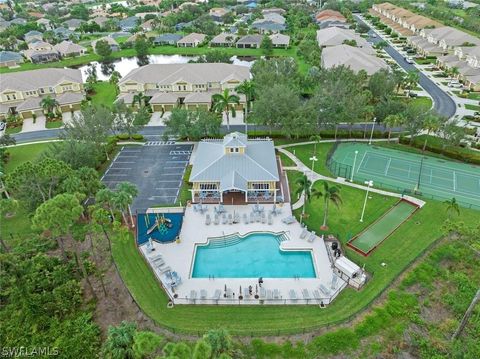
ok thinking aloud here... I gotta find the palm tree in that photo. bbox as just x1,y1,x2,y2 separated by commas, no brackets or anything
211,89,240,131
405,70,420,95
295,174,322,224
309,134,322,154
444,197,460,217
422,114,442,151
384,114,405,142
109,70,121,94
319,181,342,230
448,66,459,80
132,92,147,108
235,80,255,116
40,96,59,119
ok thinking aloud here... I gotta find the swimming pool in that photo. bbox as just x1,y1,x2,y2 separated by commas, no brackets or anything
191,232,316,278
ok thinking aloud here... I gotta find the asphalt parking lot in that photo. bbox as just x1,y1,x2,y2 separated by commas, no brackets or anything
101,142,193,212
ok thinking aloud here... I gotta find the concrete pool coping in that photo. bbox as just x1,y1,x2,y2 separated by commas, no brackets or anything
139,204,349,305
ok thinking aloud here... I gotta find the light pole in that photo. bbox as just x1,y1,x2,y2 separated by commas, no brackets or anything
368,117,377,145
309,155,318,173
351,150,359,182
360,180,373,222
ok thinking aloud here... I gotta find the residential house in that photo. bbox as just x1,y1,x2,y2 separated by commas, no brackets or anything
92,16,111,28
251,21,286,33
177,33,206,47
210,33,238,47
189,132,281,204
9,18,27,26
321,45,388,75
23,41,60,63
140,19,155,32
118,16,138,32
0,68,84,120
153,33,183,46
24,30,43,43
63,18,85,31
36,18,53,31
0,51,24,67
92,36,120,52
262,8,286,16
117,63,249,112
316,27,371,49
236,35,263,48
53,27,77,41
318,20,350,30
175,21,194,31
210,7,229,22
54,40,87,57
270,33,290,48
437,46,480,91
315,9,346,24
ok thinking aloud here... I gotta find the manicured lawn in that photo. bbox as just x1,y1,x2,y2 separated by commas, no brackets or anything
4,143,51,173
414,57,436,65
282,142,334,177
45,120,64,129
177,165,192,206
277,150,296,167
465,103,480,111
467,92,480,100
409,96,432,109
91,82,117,108
5,126,21,135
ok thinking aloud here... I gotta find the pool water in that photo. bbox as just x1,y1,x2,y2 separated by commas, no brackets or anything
191,233,316,278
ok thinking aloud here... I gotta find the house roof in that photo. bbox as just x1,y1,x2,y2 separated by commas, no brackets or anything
119,16,138,29
119,63,250,86
24,30,43,38
64,18,85,29
53,41,86,55
177,32,206,44
154,33,183,42
316,27,369,47
270,33,290,46
322,45,388,75
0,51,23,63
92,36,119,48
236,35,263,45
0,68,82,93
210,32,238,44
190,132,279,187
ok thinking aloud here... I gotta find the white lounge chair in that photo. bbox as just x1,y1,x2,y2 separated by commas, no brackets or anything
222,214,228,224
289,290,297,301
282,216,295,224
300,227,309,239
243,213,249,224
307,231,316,242
214,214,220,225
243,287,250,298
205,214,211,225
190,290,197,301
267,214,273,225
228,213,233,225
212,289,222,301
313,290,322,302
266,290,273,300
159,266,171,274
302,289,310,299
319,284,332,297
273,289,280,299
261,213,266,224
260,287,266,299
226,288,233,298
200,289,207,299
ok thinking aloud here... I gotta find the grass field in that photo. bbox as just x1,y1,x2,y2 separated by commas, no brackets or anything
4,143,51,173
465,103,480,111
45,120,64,129
282,143,334,177
91,82,117,108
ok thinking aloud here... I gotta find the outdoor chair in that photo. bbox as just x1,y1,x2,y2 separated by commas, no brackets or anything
160,266,171,274
319,284,332,297
249,212,255,223
205,214,211,225
260,287,266,299
226,288,233,298
266,290,273,300
212,289,222,301
273,289,280,299
218,204,226,213
190,290,197,302
234,213,240,223
313,290,322,303
307,231,316,243
281,216,295,224
302,289,310,299
243,213,249,224
200,290,207,300
289,290,297,301
300,227,309,239
256,213,261,223
228,213,233,225
214,214,220,225
243,287,250,298
261,214,266,224
193,204,199,212
267,214,273,225
222,213,228,224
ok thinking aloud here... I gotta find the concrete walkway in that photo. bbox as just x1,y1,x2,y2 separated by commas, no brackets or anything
276,141,425,210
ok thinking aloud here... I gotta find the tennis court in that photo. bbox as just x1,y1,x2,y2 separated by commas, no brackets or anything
329,142,480,209
347,200,419,256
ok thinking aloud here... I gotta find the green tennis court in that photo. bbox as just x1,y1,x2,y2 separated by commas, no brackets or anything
329,142,480,209
347,200,418,256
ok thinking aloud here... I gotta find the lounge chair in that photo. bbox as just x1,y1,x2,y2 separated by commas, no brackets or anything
256,213,261,223
200,289,207,300
307,231,316,243
250,212,255,223
228,213,233,225
205,214,211,225
313,290,322,302
153,258,165,268
266,290,273,300
222,213,227,224
282,216,295,224
243,287,250,298
226,288,233,298
212,289,222,301
159,266,171,274
234,213,240,223
302,289,310,299
300,227,309,239
190,290,197,302
260,287,266,299
289,290,297,301
261,213,266,224
268,214,273,225
214,214,220,225
243,213,249,224
273,289,280,299
319,284,332,297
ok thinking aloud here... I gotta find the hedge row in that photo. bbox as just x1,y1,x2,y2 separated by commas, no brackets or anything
399,136,480,165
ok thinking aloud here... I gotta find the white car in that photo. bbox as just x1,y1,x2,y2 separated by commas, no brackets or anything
448,82,463,88
405,57,414,64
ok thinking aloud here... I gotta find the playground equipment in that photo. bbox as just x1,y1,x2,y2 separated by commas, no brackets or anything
145,213,173,235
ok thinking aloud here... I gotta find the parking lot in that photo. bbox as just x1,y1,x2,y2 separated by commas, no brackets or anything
102,142,193,212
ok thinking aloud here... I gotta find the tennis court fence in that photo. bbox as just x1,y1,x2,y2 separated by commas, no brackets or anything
326,157,480,211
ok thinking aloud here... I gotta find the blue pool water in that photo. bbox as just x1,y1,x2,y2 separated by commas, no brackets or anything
192,233,316,278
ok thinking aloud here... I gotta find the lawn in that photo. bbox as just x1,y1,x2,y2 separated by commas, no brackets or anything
281,142,334,177
111,192,480,335
465,103,480,111
4,142,51,173
177,165,192,206
45,120,64,129
91,82,117,108
276,150,296,167
409,96,433,109
5,126,21,135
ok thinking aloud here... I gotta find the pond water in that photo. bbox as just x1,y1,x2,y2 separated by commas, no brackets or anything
77,54,255,82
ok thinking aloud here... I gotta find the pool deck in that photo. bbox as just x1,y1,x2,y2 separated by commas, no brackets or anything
139,204,348,305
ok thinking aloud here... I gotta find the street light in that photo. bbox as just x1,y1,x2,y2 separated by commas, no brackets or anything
360,180,374,222
369,117,377,145
309,155,318,172
351,150,359,182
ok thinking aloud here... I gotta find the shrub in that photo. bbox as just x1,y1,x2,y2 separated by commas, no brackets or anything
117,134,130,140
131,134,144,141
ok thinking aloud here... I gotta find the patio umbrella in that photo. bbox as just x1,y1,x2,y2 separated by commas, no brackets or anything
239,285,242,298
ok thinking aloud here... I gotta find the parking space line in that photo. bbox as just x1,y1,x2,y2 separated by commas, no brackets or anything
103,174,128,177
149,195,177,198
115,161,135,164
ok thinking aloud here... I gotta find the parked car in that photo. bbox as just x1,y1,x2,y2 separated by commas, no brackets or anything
448,82,463,88
405,57,414,64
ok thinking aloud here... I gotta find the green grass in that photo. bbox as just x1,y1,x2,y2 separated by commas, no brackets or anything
466,92,480,100
4,143,51,173
5,126,21,135
282,143,334,177
177,165,192,206
91,82,117,108
277,151,296,167
465,103,480,111
45,120,64,129
409,96,433,109
286,170,304,203
414,57,436,65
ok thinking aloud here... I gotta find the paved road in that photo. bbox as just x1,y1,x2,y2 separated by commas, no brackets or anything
355,15,457,118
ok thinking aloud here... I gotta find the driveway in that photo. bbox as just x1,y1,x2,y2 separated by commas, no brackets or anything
354,15,457,119
21,115,46,132
101,143,193,212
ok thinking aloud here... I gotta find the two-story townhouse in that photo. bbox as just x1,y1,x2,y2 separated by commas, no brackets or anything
117,63,250,113
0,68,84,120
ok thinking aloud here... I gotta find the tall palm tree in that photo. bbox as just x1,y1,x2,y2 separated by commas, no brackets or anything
309,134,322,154
40,96,59,118
211,89,240,131
405,70,420,95
444,197,460,218
295,174,321,224
235,80,255,116
109,70,121,94
133,92,147,108
384,114,405,142
319,181,342,230
422,114,442,151
115,182,138,226
448,66,459,80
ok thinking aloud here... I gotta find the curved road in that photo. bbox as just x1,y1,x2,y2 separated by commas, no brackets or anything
355,15,457,118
